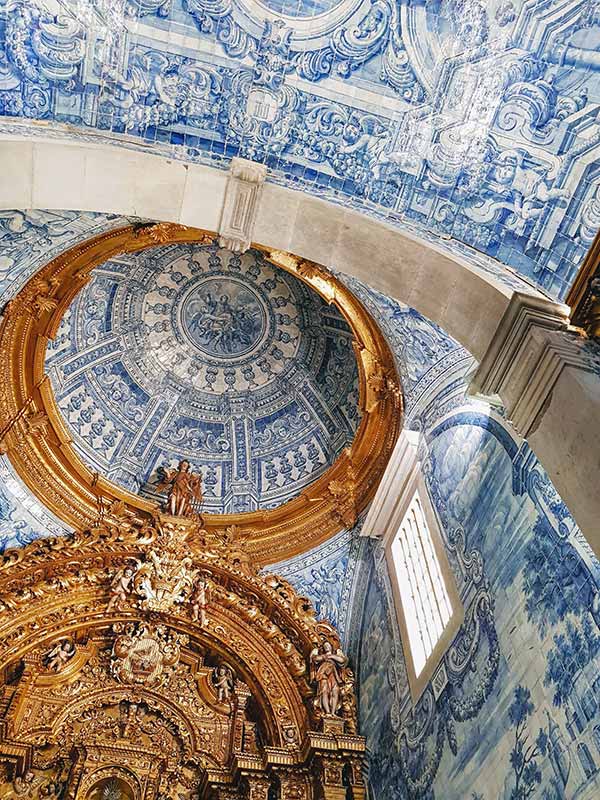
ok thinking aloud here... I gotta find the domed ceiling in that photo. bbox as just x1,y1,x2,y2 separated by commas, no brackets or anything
46,242,361,513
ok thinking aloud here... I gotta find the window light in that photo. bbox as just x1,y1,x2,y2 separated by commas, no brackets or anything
390,493,452,676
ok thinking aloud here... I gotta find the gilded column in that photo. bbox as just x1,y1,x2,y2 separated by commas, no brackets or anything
319,757,345,800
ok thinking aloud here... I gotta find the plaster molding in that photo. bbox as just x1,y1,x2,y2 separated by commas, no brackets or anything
469,293,584,436
218,157,267,253
361,430,420,540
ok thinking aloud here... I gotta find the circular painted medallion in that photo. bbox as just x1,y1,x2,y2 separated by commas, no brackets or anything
181,277,268,360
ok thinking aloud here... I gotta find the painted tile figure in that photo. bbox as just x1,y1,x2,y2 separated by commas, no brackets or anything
185,281,264,357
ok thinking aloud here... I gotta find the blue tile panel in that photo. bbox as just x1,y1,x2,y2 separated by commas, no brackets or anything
2,0,600,298
336,275,600,800
45,242,361,513
0,209,130,552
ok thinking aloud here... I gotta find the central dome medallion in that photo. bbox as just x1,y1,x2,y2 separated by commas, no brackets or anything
46,242,361,514
181,277,267,360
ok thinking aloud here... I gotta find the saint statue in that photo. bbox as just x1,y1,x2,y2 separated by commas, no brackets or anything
310,640,348,716
156,460,203,518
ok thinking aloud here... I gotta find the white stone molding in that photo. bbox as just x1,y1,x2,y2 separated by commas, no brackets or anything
361,430,420,540
470,292,600,558
218,157,267,253
469,292,582,436
0,135,534,361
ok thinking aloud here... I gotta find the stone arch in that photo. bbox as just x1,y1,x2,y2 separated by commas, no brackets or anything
0,136,530,362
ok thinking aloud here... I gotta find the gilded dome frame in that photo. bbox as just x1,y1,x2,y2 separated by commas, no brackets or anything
0,223,402,563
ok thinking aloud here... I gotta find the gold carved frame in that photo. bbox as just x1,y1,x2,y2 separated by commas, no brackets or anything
0,223,402,563
0,515,367,799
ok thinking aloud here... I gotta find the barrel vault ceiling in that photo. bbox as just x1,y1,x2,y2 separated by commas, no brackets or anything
1,0,600,299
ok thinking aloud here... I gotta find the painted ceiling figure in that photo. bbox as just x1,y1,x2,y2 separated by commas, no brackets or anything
156,460,203,518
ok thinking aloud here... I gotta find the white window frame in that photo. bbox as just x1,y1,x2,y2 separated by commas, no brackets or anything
362,431,463,703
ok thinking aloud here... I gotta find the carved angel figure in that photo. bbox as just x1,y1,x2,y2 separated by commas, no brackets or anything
43,638,76,672
190,577,210,626
106,564,136,612
156,460,203,518
310,640,348,716
213,664,235,702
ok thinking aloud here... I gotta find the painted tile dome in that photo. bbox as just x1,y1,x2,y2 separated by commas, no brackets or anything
46,242,361,514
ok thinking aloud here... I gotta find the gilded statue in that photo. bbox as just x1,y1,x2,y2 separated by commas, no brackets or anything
43,638,76,671
156,460,203,518
310,640,348,716
106,564,136,612
190,576,210,626
213,664,235,702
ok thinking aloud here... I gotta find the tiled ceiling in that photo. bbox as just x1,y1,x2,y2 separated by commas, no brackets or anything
46,241,361,513
2,0,600,298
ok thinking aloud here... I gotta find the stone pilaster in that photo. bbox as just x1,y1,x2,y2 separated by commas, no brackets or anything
470,292,600,557
218,157,267,253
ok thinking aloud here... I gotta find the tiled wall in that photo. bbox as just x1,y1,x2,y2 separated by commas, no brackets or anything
0,209,131,550
2,1,600,297
270,279,600,799
343,281,600,799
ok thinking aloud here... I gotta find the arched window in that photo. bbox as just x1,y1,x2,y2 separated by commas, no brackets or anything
362,431,463,702
577,742,596,780
594,725,600,757
581,689,597,721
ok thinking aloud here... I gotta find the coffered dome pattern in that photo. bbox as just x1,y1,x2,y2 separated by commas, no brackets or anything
46,243,361,513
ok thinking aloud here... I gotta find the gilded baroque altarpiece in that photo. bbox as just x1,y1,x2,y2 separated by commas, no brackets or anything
0,514,366,799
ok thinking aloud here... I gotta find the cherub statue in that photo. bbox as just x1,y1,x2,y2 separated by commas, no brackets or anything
107,564,136,612
43,638,76,672
190,577,210,626
310,640,348,716
213,664,235,702
156,460,203,518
